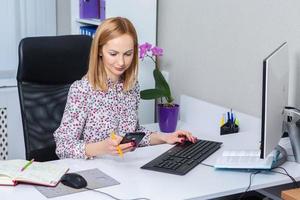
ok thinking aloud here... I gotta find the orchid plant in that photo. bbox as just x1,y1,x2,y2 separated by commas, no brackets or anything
139,42,174,106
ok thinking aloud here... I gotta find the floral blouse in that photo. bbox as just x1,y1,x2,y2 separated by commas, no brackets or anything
54,77,152,159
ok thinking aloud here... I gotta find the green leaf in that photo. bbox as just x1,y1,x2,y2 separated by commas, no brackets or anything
153,69,174,103
140,89,166,100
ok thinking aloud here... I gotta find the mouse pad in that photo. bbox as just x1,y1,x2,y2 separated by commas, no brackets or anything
35,168,120,198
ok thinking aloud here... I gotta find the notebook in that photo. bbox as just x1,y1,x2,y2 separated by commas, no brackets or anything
0,159,68,186
214,150,276,169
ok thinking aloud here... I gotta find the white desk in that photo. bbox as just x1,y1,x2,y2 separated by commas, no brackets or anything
2,95,300,200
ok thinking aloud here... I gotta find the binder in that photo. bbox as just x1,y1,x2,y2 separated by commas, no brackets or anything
79,0,100,19
100,0,106,20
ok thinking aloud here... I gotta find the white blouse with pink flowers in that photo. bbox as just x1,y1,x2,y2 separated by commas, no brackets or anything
54,77,152,159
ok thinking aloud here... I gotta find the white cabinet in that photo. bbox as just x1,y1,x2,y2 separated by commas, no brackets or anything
70,0,157,124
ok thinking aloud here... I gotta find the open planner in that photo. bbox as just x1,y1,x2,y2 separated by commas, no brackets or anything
0,159,68,186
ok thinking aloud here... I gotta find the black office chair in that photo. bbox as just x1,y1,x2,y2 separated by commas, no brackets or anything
17,35,92,161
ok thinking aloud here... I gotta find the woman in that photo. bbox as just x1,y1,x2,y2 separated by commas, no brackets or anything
54,17,196,159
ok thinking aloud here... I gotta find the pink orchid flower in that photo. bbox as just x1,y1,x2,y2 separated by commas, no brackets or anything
139,42,152,59
139,42,163,61
151,46,163,57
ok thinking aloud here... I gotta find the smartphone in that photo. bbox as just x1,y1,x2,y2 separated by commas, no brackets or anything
120,132,145,146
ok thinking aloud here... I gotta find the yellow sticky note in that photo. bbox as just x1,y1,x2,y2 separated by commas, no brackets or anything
220,115,225,127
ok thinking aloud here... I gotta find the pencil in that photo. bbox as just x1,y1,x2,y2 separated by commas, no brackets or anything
110,132,124,158
21,158,34,171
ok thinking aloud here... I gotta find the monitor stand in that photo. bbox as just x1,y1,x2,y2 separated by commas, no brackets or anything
272,145,287,168
284,107,300,163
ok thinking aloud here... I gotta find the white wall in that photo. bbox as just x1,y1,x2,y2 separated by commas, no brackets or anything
0,1,20,72
0,0,56,73
56,0,71,35
158,0,300,117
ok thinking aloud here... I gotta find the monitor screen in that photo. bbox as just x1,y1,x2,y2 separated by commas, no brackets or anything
260,42,289,159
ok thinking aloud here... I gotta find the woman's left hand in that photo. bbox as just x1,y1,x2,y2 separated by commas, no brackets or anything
163,130,197,144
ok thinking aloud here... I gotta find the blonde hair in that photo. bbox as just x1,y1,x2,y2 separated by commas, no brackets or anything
87,17,139,92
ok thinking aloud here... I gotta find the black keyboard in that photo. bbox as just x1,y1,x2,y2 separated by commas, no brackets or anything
141,139,222,175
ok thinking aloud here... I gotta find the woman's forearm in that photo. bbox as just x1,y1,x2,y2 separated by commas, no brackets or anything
149,132,167,145
85,141,105,157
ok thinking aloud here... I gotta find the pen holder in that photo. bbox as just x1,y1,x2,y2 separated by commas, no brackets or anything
220,122,239,135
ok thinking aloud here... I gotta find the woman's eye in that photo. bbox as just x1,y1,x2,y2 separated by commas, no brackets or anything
109,53,117,56
125,53,132,56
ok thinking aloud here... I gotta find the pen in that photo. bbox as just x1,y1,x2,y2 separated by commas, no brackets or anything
21,158,34,172
111,132,124,158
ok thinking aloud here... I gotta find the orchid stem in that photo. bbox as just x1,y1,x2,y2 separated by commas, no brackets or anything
146,54,158,69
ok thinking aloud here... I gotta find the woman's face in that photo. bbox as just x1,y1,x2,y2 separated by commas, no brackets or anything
101,34,134,82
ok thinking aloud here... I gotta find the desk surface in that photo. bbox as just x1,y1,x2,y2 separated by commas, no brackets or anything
3,95,300,200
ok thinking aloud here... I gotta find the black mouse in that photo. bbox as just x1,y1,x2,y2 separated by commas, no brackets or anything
60,173,87,189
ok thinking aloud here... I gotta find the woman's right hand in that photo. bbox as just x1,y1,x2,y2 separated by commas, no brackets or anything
85,134,135,157
102,135,135,156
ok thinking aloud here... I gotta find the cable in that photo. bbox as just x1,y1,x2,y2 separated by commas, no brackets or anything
271,166,299,188
271,170,298,188
277,166,297,183
238,170,261,200
273,166,298,187
85,187,151,200
237,167,298,200
200,163,214,168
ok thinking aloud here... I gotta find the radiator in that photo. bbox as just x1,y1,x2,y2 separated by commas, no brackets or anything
0,107,8,160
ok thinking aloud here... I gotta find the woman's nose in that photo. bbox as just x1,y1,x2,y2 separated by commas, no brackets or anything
118,55,125,66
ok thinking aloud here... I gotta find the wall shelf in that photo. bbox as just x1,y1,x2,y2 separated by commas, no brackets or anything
76,18,101,26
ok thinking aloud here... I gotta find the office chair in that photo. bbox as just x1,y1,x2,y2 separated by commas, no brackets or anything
17,35,92,161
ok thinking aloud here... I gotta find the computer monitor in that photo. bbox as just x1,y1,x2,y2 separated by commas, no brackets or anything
260,42,289,159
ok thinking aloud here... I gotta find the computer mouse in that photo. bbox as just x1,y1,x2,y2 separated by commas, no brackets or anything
60,173,87,189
